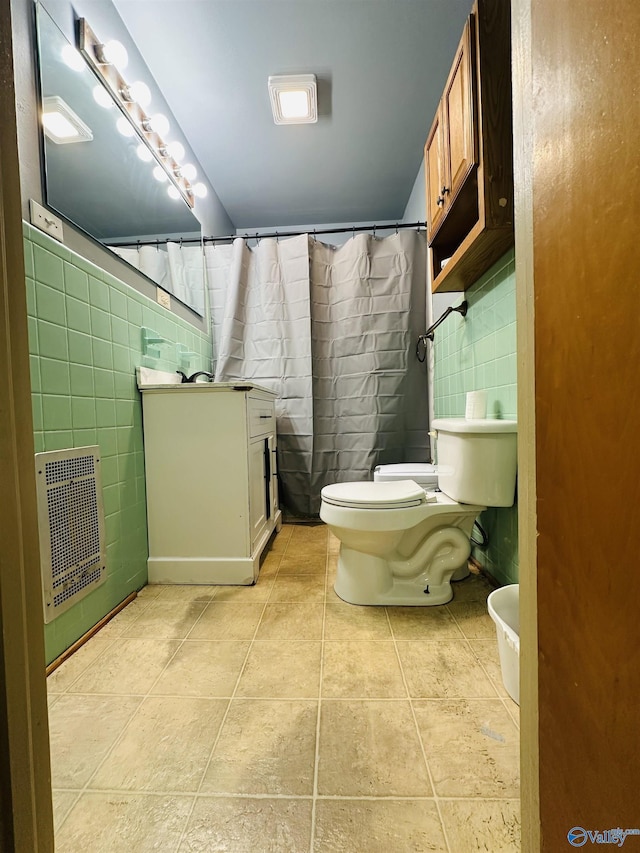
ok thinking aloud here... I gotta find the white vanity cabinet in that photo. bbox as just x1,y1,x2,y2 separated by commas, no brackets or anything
140,383,281,584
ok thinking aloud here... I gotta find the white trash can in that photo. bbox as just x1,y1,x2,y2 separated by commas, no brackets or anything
487,584,520,705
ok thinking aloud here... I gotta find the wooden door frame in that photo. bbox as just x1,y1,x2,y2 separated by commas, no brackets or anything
511,0,540,848
0,1,54,849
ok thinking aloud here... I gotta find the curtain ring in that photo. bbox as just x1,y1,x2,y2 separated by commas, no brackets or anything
373,224,377,238
179,237,183,249
256,232,261,245
136,240,141,253
395,223,399,235
313,228,317,243
156,239,159,252
275,231,279,243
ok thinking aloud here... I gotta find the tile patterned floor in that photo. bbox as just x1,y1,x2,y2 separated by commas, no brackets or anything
48,523,521,852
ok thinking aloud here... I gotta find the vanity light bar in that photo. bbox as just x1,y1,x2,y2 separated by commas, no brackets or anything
76,17,195,208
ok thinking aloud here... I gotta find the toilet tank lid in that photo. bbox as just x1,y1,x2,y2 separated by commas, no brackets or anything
374,463,437,485
432,418,517,434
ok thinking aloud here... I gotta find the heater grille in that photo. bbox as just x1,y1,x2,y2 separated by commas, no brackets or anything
35,447,106,623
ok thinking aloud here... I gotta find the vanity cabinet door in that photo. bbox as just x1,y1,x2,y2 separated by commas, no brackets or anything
248,437,269,547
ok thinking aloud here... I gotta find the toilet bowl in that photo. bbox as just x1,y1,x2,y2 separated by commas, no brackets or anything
320,418,517,606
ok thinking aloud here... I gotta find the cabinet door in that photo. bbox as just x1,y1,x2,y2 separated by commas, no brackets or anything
248,438,268,546
444,17,477,203
424,103,447,241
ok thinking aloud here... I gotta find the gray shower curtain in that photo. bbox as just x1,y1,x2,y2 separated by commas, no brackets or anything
205,230,429,516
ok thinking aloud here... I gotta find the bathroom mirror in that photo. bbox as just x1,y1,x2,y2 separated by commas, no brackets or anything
35,4,205,316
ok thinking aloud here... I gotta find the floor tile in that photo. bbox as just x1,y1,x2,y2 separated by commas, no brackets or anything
317,700,431,797
447,600,496,639
120,600,207,639
313,798,447,852
278,551,327,574
324,604,392,640
450,570,495,602
150,640,250,698
47,521,520,853
269,574,326,603
322,641,407,699
396,640,497,698
68,639,180,695
55,792,193,853
152,584,219,603
202,698,318,795
414,698,520,798
52,790,80,831
256,604,324,640
188,602,265,641
236,641,322,698
97,598,152,638
265,527,293,554
49,694,141,788
386,605,464,640
47,635,114,693
213,578,274,602
439,798,521,851
258,551,283,578
469,637,509,697
178,796,313,852
90,696,228,793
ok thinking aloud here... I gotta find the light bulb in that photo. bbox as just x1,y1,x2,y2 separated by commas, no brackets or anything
153,165,168,182
166,141,185,161
100,39,128,72
126,81,151,108
147,113,170,136
193,182,208,198
61,44,85,72
137,144,153,162
116,116,136,137
167,186,181,200
181,163,197,181
92,85,114,109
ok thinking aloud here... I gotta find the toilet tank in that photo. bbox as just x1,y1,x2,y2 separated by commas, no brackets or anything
432,418,517,507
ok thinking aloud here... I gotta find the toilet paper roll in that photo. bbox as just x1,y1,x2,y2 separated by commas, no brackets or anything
465,390,488,420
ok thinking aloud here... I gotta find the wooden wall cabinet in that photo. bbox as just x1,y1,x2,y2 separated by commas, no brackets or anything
424,0,513,293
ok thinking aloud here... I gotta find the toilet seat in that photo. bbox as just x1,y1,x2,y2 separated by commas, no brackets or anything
321,480,428,510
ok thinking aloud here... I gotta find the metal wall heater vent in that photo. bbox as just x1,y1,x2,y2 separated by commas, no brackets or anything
35,446,106,623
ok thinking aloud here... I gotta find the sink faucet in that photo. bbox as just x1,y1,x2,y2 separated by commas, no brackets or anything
176,370,214,383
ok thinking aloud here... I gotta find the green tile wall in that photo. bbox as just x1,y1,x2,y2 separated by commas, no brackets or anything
24,223,212,663
433,250,518,586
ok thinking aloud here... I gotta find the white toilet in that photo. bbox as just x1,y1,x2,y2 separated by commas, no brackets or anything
320,418,517,606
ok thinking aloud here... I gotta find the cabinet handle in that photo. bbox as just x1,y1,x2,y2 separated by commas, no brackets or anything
437,196,445,207
441,185,450,196
259,415,271,419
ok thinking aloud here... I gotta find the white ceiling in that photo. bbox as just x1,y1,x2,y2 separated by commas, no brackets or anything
112,0,473,229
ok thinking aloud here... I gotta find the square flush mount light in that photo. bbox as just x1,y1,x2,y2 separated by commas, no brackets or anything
268,74,317,125
42,95,93,144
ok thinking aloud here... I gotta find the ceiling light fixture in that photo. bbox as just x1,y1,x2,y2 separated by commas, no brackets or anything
76,17,200,208
42,95,93,144
268,74,317,125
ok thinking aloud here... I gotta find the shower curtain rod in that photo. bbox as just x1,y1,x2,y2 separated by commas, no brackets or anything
105,221,427,249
